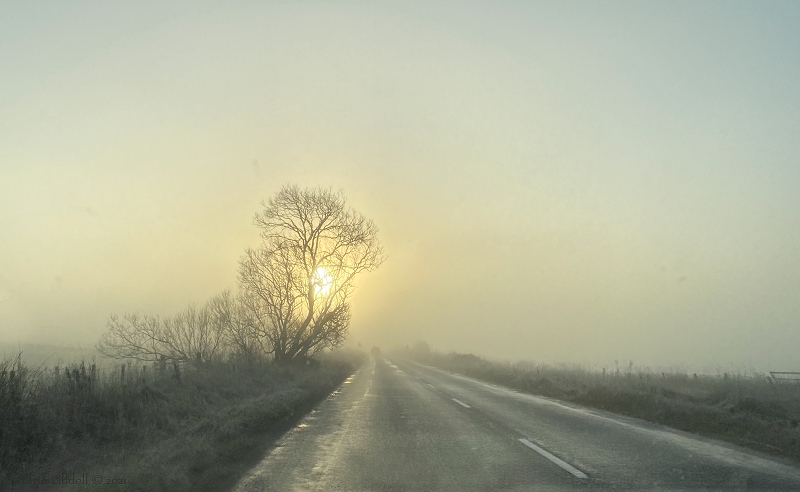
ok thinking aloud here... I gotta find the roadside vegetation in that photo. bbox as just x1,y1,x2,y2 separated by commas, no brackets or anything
1,350,363,491
1,185,382,491
397,343,800,464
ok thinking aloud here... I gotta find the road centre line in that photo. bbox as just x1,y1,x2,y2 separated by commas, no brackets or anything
417,364,583,479
518,438,588,479
451,398,471,408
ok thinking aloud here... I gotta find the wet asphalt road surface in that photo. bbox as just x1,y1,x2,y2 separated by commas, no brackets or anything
231,356,800,491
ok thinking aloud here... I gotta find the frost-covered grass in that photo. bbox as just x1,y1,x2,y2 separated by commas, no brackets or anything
1,350,363,491
398,348,800,463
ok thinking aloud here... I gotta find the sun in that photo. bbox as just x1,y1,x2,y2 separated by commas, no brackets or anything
313,267,334,296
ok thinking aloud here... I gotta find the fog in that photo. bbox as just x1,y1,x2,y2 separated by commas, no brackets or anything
2,1,800,371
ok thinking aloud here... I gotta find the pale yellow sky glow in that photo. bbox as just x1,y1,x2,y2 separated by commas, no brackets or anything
2,1,800,371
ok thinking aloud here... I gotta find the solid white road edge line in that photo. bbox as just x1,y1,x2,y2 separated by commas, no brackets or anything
518,438,588,479
452,398,471,408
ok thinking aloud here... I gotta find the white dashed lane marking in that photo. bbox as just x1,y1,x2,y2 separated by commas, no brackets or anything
518,438,588,479
451,398,471,408
411,369,587,480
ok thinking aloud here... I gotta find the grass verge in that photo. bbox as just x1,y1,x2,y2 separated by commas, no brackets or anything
1,351,363,492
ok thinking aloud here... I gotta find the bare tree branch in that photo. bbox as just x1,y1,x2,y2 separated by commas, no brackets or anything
239,185,384,364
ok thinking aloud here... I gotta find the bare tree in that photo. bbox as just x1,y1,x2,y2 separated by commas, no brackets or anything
97,312,165,363
97,297,227,364
238,185,384,364
208,289,271,361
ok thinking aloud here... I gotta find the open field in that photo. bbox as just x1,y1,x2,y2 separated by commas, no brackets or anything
396,347,800,465
0,349,363,492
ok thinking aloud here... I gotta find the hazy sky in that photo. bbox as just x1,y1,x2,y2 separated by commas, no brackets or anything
2,1,800,371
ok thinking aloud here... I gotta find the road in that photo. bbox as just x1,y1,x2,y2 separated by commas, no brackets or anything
231,356,800,491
